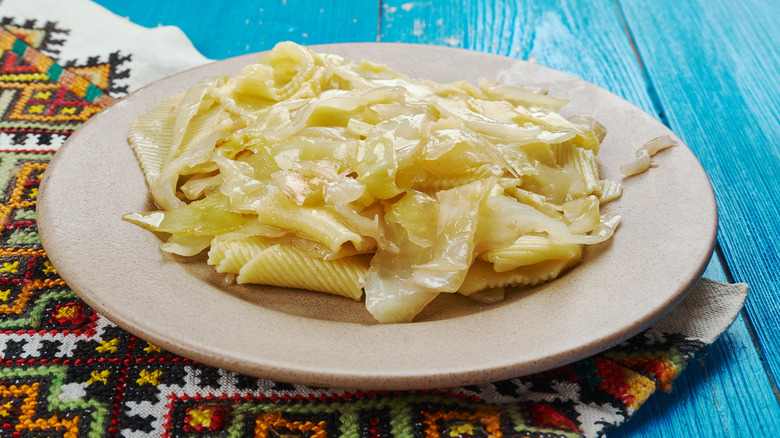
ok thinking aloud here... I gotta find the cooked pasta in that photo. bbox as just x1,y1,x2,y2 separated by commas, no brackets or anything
124,41,622,323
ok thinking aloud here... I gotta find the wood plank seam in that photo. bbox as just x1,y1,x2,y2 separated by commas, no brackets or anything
377,0,384,41
613,0,780,430
611,0,669,126
614,2,780,406
714,243,780,405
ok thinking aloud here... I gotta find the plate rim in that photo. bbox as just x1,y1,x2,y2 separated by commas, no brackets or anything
37,42,718,390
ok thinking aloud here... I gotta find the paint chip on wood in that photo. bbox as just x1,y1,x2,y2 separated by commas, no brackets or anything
413,19,426,36
444,37,461,46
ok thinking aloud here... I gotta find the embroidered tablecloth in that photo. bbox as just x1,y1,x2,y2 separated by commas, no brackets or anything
0,1,748,436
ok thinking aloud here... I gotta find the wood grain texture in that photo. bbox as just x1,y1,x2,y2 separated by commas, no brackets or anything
619,0,780,425
380,0,657,115
92,0,380,59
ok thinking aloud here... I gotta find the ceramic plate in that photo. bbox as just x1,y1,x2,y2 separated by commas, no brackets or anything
37,43,717,390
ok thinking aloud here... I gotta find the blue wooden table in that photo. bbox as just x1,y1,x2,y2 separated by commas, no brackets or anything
91,1,780,435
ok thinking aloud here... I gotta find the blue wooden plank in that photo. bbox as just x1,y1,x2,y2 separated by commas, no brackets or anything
381,1,780,436
618,0,780,432
379,0,657,115
92,0,380,59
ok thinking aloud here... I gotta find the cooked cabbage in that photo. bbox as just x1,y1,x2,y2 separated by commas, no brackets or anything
620,135,678,176
124,41,622,323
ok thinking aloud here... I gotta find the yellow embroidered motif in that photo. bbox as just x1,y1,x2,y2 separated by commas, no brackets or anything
137,369,163,386
42,261,57,274
0,73,48,81
0,401,12,417
29,188,38,199
27,104,45,114
87,370,111,385
0,261,19,274
449,423,476,436
188,407,215,429
0,289,10,302
622,367,655,411
144,342,163,353
60,107,77,115
54,305,77,320
33,91,51,99
96,338,119,353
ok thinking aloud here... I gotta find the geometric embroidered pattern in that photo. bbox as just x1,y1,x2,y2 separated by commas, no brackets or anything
0,324,703,437
0,16,711,438
0,23,123,150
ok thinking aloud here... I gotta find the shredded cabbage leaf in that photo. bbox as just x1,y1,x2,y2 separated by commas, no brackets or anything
124,41,622,323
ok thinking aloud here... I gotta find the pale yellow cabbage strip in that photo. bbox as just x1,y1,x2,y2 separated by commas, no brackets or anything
124,41,622,323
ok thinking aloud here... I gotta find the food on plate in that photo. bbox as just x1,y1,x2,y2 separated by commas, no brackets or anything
123,41,622,323
620,135,678,176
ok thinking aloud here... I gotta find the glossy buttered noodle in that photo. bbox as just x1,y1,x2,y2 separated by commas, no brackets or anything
124,41,622,323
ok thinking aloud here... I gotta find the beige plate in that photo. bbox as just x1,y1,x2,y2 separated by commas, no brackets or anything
37,43,717,390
